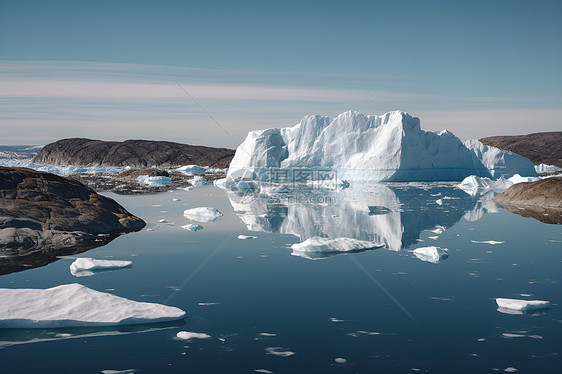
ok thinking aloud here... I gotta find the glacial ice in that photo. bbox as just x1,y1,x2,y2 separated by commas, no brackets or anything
0,284,186,328
181,224,204,231
535,163,562,173
495,298,550,311
291,237,383,260
69,258,132,277
457,175,513,196
183,207,223,223
228,111,537,182
237,235,257,239
176,331,211,340
137,175,172,187
176,165,207,176
413,247,449,263
189,176,207,188
265,347,295,357
507,174,539,184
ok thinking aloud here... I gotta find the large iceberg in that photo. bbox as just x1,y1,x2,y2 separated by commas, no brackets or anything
228,111,537,182
291,237,383,260
0,284,186,328
69,258,132,277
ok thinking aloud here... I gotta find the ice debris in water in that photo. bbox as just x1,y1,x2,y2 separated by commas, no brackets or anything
265,347,295,357
413,247,449,263
237,234,257,239
181,224,204,231
176,331,211,340
176,165,207,176
189,176,207,188
471,240,504,245
183,207,223,223
496,298,550,311
0,284,186,328
291,237,382,259
69,258,132,277
335,358,347,364
137,175,172,187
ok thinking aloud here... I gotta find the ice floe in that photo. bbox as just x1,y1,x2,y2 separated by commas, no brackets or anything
496,298,550,311
237,234,257,239
69,258,132,277
183,207,223,223
471,240,504,245
335,358,347,364
265,347,295,357
413,247,449,263
176,331,211,340
291,237,383,260
176,165,207,176
181,224,204,231
137,175,172,187
0,284,186,328
189,176,207,188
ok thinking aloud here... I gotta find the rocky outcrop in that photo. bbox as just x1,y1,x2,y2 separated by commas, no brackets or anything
32,138,235,168
0,167,146,256
480,132,562,168
494,177,562,224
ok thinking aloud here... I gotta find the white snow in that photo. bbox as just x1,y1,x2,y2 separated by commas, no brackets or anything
413,247,449,263
137,175,172,187
183,207,223,223
176,165,207,176
181,224,203,231
291,237,383,259
176,331,211,340
496,298,550,311
265,347,295,357
237,234,257,239
69,258,132,277
227,111,537,182
0,284,186,328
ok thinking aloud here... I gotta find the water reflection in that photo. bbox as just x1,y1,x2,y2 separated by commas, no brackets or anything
228,182,495,256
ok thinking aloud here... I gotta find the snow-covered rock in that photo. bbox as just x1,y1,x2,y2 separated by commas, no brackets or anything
176,165,207,176
69,258,132,277
413,247,448,263
228,111,537,182
0,284,186,328
291,237,383,260
495,298,550,311
183,207,223,223
137,175,172,187
181,224,203,231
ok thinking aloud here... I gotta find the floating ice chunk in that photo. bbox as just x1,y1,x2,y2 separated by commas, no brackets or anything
504,367,518,372
254,370,274,374
213,178,229,189
436,199,443,205
137,175,172,187
69,258,132,277
0,284,186,328
183,207,223,223
508,174,539,184
535,163,562,173
471,240,504,245
258,332,277,337
429,225,445,234
291,237,383,260
413,247,449,263
330,317,344,323
457,175,512,196
335,358,347,364
181,224,203,231
176,165,207,176
190,176,207,188
176,331,211,340
496,298,550,311
237,235,257,239
101,370,136,374
265,347,295,357
198,302,220,306
428,236,439,240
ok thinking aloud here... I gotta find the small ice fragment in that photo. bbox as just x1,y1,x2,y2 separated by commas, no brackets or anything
330,317,344,323
176,331,211,340
189,176,207,188
265,347,295,357
69,258,132,277
181,224,203,231
258,333,277,337
428,236,439,240
237,235,257,239
496,298,550,311
183,207,223,223
334,358,347,364
429,225,445,234
435,199,443,205
471,240,504,245
159,219,168,223
254,370,274,374
502,333,526,338
101,370,136,374
172,198,180,201
477,338,485,342
137,175,172,187
198,302,220,306
529,335,543,339
504,368,517,372
413,247,448,263
520,294,532,297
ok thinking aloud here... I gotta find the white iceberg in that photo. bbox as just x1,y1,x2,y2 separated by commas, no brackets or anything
291,237,383,260
495,298,550,311
228,111,536,182
176,165,207,176
535,163,562,174
183,207,223,223
237,235,257,239
189,176,207,188
213,178,229,189
69,258,132,277
176,331,211,340
413,247,449,263
265,347,295,357
181,224,203,231
507,174,539,184
137,175,172,187
0,284,186,328
457,175,513,196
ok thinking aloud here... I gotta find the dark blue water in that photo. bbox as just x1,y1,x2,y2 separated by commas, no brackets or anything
1,183,561,373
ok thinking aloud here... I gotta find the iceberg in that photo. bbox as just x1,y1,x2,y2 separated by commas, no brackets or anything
183,207,223,223
189,176,207,188
137,175,172,187
228,111,537,182
495,298,550,311
291,237,383,260
457,175,513,196
507,174,539,184
181,224,203,231
176,165,207,176
237,234,257,239
0,284,186,328
535,163,562,174
176,331,211,340
413,247,449,263
69,258,132,277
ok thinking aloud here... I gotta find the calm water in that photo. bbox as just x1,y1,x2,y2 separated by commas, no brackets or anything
1,183,561,373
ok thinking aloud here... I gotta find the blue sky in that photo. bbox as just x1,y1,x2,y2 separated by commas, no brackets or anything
1,0,561,147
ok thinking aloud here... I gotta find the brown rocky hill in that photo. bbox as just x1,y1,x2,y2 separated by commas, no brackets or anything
32,138,235,168
479,132,562,168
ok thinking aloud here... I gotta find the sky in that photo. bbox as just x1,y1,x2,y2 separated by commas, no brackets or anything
1,0,561,148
